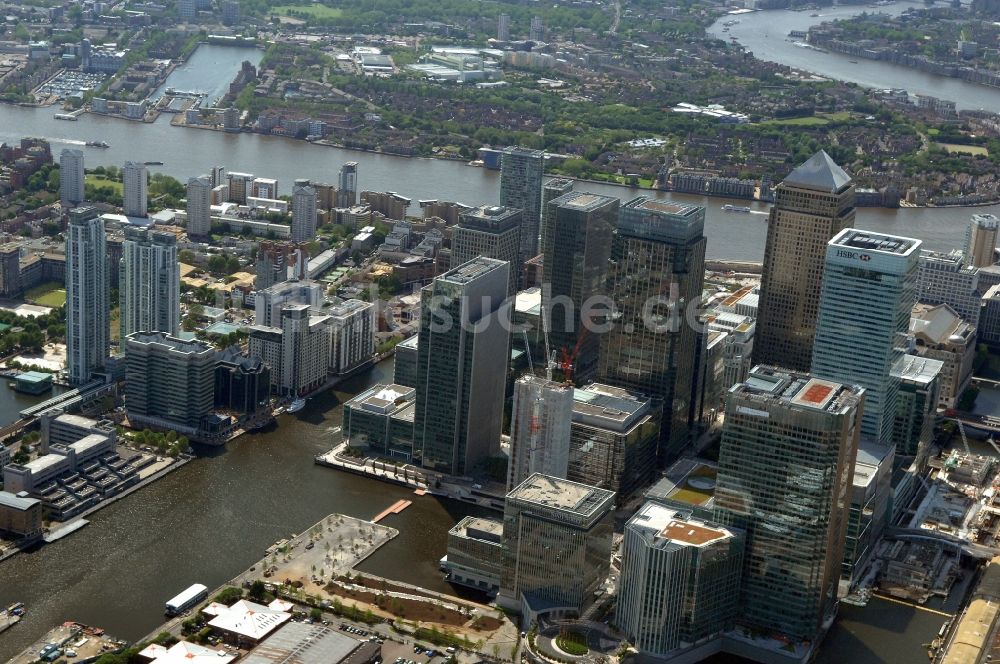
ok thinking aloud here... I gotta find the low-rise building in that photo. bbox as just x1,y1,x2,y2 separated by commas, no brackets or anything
909,303,976,408
442,515,504,594
343,384,415,458
0,490,42,540
205,599,291,647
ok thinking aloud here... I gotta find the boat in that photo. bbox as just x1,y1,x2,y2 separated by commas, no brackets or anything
6,602,24,616
810,12,820,16
849,59,859,64
165,584,207,616
287,398,307,414
85,140,110,148
54,113,78,121
722,204,752,213
144,160,163,166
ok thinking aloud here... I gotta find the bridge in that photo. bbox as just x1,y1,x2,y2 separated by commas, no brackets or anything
886,526,1000,559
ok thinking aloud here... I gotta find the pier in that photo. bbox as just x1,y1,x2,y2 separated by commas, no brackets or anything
372,499,412,523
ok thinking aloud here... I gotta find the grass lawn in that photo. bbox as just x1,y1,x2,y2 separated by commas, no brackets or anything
85,173,123,194
758,116,830,126
274,4,344,19
555,632,589,656
936,142,989,156
25,281,66,307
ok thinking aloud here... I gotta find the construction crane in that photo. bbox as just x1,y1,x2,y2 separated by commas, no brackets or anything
559,328,588,384
956,418,972,456
522,328,534,375
541,295,553,381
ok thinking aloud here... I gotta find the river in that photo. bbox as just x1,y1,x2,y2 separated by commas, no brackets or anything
0,29,993,662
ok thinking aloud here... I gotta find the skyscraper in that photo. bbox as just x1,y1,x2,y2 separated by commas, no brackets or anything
753,151,855,371
122,161,147,217
119,226,180,339
617,502,743,657
599,198,706,461
529,15,544,42
497,13,511,41
66,207,109,384
450,205,522,296
337,162,358,208
186,176,212,238
811,229,920,444
59,148,85,208
714,366,863,645
540,178,573,261
499,147,544,267
966,213,998,268
542,191,617,384
413,257,510,475
507,376,573,491
917,249,981,326
291,179,317,243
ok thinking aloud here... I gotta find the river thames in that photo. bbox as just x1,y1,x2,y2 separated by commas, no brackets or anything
0,19,991,661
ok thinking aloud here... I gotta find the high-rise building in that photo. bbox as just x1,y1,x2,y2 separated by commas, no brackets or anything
177,0,196,19
227,172,253,205
567,383,659,502
119,226,180,340
599,198,706,461
542,191,617,384
497,13,511,41
124,332,217,434
714,366,863,644
122,161,147,217
617,502,743,657
59,148,85,208
66,207,109,384
214,348,270,415
255,241,307,291
327,298,375,376
450,205,522,296
843,439,893,589
966,213,998,268
811,229,920,443
498,473,615,623
255,280,324,328
529,15,544,42
186,176,212,238
0,244,21,298
507,376,573,492
753,151,855,371
220,0,240,25
917,249,981,326
249,304,331,396
337,162,358,208
893,355,942,457
540,178,573,262
291,179,317,243
499,147,544,267
413,257,510,475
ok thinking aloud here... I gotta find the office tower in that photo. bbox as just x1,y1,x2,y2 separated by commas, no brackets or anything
124,332,216,433
753,151,855,371
567,382,659,502
327,298,376,376
617,502,743,657
917,249,981,326
59,148,85,208
255,241,306,291
214,348,270,415
185,176,211,237
119,226,180,339
248,304,331,396
599,198,706,461
413,257,510,475
291,179,317,243
450,205,522,296
220,0,240,25
343,383,417,458
507,376,573,492
0,244,21,298
66,207,109,384
715,366,863,644
540,178,573,261
529,15,544,42
444,516,505,593
497,13,511,41
893,355,942,457
337,162,358,208
844,439,893,589
393,335,418,387
811,229,920,443
500,147,544,267
177,0,196,19
255,280,324,327
122,161,147,217
542,192,617,384
498,473,615,619
967,213,998,268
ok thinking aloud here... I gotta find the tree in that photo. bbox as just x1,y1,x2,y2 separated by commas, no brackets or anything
248,580,268,601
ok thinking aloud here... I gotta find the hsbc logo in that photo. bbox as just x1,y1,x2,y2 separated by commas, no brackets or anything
835,249,873,262
860,254,871,262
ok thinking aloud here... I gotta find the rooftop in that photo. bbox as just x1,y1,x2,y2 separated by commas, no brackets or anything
555,191,617,213
439,256,507,284
629,501,734,548
349,383,416,414
242,622,365,664
735,366,863,415
781,149,852,193
125,331,215,356
450,515,504,544
207,599,291,641
508,472,615,516
572,383,651,432
910,303,971,345
646,458,718,509
831,228,920,257
895,354,944,385
138,641,236,664
0,490,40,511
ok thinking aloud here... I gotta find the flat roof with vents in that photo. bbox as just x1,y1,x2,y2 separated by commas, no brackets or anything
628,501,736,549
831,229,920,256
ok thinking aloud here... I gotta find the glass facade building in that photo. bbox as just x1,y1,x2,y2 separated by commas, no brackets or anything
714,366,863,643
811,229,921,444
450,205,523,297
499,147,544,267
599,197,706,462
